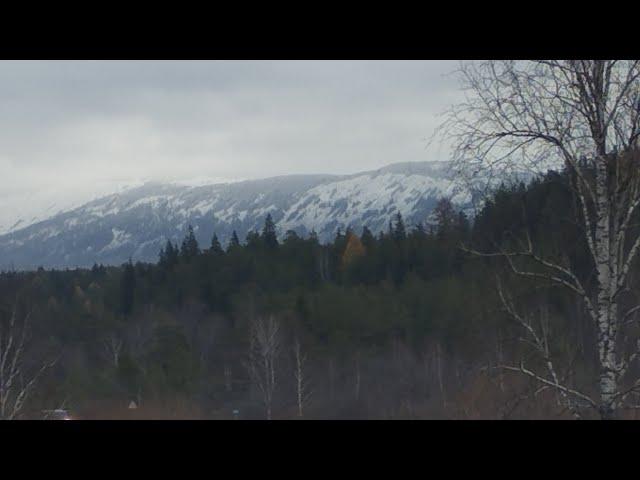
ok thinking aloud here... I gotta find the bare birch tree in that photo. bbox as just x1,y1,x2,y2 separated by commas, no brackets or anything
292,336,312,417
223,363,233,392
440,60,640,419
354,349,361,402
246,315,281,420
496,280,593,418
0,305,55,420
102,332,124,368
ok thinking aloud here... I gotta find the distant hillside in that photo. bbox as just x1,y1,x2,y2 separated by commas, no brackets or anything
0,161,480,270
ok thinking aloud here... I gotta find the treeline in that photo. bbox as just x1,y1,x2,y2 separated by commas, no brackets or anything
0,169,625,419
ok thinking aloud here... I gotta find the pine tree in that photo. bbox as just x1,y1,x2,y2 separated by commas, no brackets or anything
361,226,375,250
434,198,458,241
180,225,200,260
168,241,179,265
228,230,240,252
262,213,278,249
333,228,348,267
392,212,406,242
210,233,224,256
159,239,178,268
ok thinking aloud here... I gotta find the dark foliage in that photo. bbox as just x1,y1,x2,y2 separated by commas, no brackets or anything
3,171,631,419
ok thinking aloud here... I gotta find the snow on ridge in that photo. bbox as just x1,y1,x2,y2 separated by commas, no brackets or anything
279,172,461,232
0,161,491,269
101,228,132,252
127,195,169,210
191,199,215,216
168,176,245,187
0,178,150,235
1,163,456,237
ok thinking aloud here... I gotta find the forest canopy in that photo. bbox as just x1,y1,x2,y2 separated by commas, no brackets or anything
2,168,628,419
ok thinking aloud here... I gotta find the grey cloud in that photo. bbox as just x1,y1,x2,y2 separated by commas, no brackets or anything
0,60,462,194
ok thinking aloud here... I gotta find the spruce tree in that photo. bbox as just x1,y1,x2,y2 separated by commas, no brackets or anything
261,213,278,249
392,212,406,242
160,239,178,268
168,241,179,265
210,233,224,256
158,245,166,266
434,198,456,240
361,226,375,250
180,225,200,260
228,230,240,252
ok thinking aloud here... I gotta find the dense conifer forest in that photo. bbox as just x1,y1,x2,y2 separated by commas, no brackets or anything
2,168,638,419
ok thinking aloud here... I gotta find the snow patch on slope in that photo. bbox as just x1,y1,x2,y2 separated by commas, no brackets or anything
280,172,467,232
101,228,132,252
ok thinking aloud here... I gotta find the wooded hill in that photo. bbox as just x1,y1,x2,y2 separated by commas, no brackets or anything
2,168,636,419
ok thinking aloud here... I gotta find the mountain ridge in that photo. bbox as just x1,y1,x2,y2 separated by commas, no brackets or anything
0,161,477,270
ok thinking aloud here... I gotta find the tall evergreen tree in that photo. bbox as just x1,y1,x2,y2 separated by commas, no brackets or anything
434,198,456,240
262,213,278,249
180,225,200,260
361,226,375,250
210,233,224,256
159,239,178,268
228,230,241,252
168,241,179,266
392,212,406,242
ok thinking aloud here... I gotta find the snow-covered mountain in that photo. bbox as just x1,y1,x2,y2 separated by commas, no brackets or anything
0,180,149,236
0,161,480,270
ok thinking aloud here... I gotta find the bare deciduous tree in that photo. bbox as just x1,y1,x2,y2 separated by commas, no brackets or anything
354,349,361,401
124,307,155,376
496,280,593,419
102,332,124,368
246,315,281,420
440,60,640,419
0,305,55,420
293,336,312,417
223,363,233,393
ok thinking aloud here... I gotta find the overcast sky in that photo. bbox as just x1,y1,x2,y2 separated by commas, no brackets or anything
0,60,462,197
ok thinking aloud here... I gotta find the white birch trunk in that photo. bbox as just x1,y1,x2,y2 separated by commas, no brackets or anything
293,338,307,418
595,157,619,419
441,60,640,419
